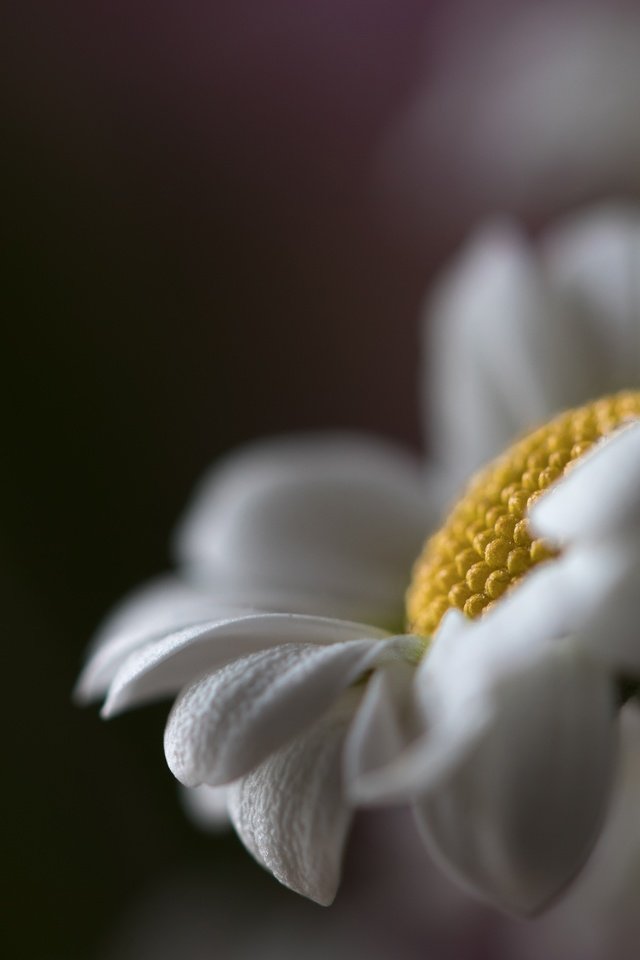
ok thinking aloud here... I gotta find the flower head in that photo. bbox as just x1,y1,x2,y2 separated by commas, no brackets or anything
78,204,640,922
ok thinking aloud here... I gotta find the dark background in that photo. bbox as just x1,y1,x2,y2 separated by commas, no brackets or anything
4,5,432,957
3,2,632,957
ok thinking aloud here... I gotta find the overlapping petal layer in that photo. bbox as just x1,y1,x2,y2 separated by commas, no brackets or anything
346,419,640,917
101,614,392,717
414,641,616,917
176,433,432,625
227,690,361,905
426,206,640,485
165,634,418,787
427,225,600,485
544,206,640,392
531,422,640,544
75,577,249,702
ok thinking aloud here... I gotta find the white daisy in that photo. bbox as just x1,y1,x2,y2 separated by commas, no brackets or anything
79,203,640,915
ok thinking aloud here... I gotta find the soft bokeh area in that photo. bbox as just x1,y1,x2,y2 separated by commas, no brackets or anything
5,1,640,957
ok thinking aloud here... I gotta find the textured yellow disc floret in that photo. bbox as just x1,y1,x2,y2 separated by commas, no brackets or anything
407,391,640,638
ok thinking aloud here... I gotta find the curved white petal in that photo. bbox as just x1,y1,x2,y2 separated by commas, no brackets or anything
475,547,625,656
425,223,603,486
347,612,496,804
544,205,640,392
180,784,231,831
529,424,640,674
350,541,629,808
344,659,418,800
564,541,640,675
75,576,249,703
414,642,616,917
227,689,359,906
165,635,416,786
530,422,640,545
102,614,391,717
506,705,640,960
174,433,430,625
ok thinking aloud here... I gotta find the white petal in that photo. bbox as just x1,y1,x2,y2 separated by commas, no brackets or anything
460,549,618,658
529,428,640,674
346,554,620,803
566,541,640,675
511,705,640,959
544,204,640,391
347,612,495,804
174,433,430,625
227,689,359,905
344,659,418,800
164,635,415,786
102,614,391,717
75,576,247,703
414,642,616,917
530,422,640,545
180,784,231,831
425,223,603,486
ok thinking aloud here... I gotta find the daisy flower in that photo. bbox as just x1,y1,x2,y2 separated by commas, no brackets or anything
78,204,640,915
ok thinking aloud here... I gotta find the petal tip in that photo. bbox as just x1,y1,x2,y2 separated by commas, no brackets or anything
100,693,120,719
71,675,93,706
73,659,108,706
274,864,340,907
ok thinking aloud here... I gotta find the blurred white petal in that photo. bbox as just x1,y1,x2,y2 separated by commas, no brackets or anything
347,609,534,805
437,546,640,683
180,784,231,831
505,706,640,960
227,690,359,906
174,433,431,625
544,205,640,391
344,659,418,801
165,635,415,786
75,576,248,702
528,427,640,672
382,8,640,227
414,642,616,917
566,544,640,677
468,549,618,657
425,224,599,485
530,422,640,545
102,614,391,717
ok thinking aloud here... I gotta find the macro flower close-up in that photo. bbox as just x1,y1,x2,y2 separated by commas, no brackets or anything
78,204,640,926
76,438,435,904
10,6,640,954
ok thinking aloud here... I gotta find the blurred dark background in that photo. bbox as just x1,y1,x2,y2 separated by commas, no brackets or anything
4,1,640,957
3,4,433,957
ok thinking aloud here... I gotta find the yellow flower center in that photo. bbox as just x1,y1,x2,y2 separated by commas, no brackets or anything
407,391,640,639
